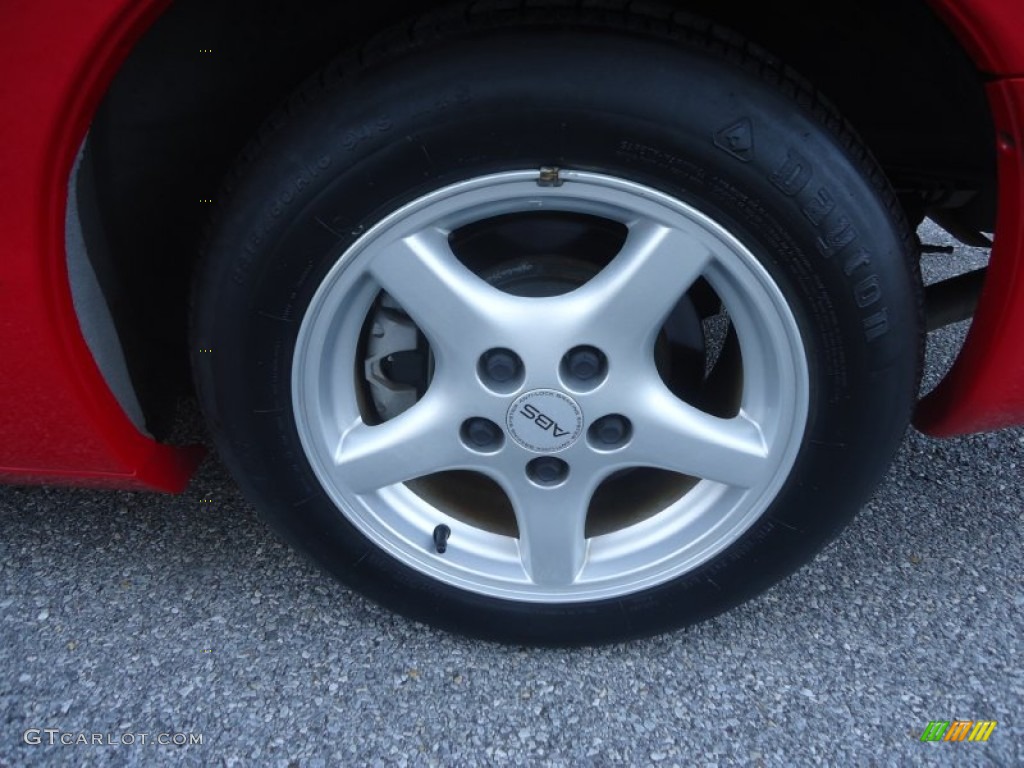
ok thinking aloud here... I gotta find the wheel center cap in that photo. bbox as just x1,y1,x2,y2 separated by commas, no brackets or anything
506,389,584,453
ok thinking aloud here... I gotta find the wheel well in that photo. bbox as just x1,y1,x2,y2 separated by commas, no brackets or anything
84,0,994,433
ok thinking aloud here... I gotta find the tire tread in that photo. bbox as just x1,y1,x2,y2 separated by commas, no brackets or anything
197,0,924,389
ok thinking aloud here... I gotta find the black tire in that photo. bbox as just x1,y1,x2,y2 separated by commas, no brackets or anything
192,3,922,645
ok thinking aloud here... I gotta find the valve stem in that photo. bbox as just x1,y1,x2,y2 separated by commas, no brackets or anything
433,525,451,554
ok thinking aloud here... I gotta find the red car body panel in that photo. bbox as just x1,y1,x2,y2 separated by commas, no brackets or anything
915,75,1024,436
0,0,1020,491
927,0,1024,75
0,0,201,491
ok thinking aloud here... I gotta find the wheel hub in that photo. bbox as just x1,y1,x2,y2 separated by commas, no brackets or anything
506,389,584,454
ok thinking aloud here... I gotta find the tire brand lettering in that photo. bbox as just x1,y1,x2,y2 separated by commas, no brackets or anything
766,146,891,342
843,247,872,276
769,150,812,197
801,187,835,226
862,308,889,341
815,213,857,258
854,275,882,308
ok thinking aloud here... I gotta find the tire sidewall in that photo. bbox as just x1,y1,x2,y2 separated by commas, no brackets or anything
194,28,919,643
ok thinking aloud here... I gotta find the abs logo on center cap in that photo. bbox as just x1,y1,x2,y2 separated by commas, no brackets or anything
507,389,583,453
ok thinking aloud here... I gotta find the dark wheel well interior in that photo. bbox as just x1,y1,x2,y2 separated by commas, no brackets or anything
83,0,995,435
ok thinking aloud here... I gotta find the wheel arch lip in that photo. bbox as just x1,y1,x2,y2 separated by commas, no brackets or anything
0,0,202,491
914,76,1024,436
926,0,1024,76
0,1,1021,494
915,0,1024,435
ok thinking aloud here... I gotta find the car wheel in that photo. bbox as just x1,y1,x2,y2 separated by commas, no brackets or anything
192,5,922,644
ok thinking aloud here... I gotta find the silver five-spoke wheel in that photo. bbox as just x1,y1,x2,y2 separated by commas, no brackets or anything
292,170,810,601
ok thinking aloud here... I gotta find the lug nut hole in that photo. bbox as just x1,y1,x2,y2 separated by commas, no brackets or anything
461,417,505,453
588,414,632,450
561,346,608,391
526,456,570,487
478,348,524,393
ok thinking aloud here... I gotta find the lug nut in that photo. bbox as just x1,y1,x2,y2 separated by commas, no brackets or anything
462,418,503,450
569,350,601,379
480,349,522,384
590,414,632,448
527,456,569,486
562,346,607,388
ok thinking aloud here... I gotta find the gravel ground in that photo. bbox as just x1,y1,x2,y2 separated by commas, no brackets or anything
1,221,1021,767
